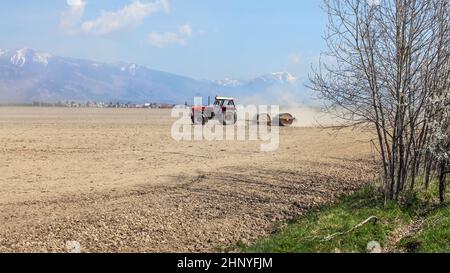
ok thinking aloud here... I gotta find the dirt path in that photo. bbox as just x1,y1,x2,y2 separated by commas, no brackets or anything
384,219,425,253
0,107,375,252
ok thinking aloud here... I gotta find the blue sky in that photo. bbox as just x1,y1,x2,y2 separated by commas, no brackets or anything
0,0,327,80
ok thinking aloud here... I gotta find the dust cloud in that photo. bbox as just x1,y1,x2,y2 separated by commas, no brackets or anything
280,106,341,127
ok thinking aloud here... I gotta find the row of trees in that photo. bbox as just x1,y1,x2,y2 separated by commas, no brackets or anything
310,0,449,202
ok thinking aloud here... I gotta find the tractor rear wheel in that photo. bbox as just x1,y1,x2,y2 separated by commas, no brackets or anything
221,111,237,125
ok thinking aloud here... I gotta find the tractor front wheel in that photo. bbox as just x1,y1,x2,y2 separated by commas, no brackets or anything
192,111,208,125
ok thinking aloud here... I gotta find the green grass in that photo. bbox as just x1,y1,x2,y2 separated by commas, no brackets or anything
398,205,450,253
242,185,449,253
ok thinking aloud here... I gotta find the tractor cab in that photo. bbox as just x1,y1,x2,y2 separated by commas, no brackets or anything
213,97,236,108
213,97,236,111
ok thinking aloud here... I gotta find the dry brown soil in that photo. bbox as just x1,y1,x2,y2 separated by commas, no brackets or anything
0,107,375,252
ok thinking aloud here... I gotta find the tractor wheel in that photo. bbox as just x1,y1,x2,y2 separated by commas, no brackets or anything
256,113,272,126
221,111,237,125
192,111,207,125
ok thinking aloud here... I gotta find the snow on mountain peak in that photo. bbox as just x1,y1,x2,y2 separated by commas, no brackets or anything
215,78,243,87
267,72,297,84
121,63,139,76
33,52,52,66
10,48,29,66
247,72,298,85
0,49,5,57
215,72,297,88
9,48,51,67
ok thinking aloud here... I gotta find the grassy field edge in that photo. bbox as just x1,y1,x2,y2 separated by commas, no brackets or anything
241,184,449,253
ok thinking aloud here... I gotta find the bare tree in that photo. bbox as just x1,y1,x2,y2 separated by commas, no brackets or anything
309,0,449,202
424,1,450,201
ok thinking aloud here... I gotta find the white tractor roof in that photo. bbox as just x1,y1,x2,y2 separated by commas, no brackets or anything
215,96,234,100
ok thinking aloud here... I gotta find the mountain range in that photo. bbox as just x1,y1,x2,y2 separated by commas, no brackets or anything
0,48,309,105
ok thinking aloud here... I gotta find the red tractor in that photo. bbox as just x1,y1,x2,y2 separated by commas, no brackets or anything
191,96,237,125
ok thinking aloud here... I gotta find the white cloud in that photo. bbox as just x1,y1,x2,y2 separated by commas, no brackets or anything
289,53,302,65
148,24,193,48
60,0,87,33
179,24,192,37
81,0,170,35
